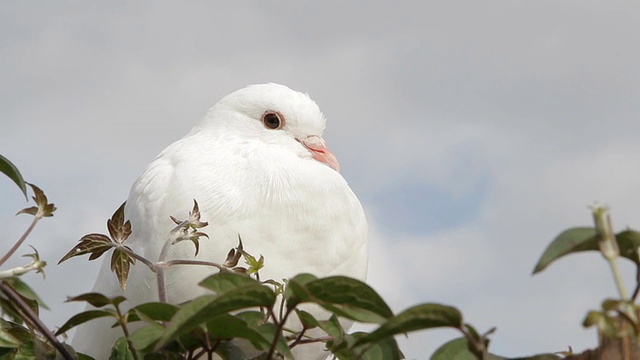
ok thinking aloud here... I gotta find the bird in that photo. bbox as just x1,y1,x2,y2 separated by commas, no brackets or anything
71,83,368,359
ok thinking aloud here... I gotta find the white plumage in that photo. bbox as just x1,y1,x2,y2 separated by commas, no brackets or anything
72,83,368,359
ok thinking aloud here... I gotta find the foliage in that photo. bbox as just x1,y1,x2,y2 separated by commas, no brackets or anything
3,153,640,359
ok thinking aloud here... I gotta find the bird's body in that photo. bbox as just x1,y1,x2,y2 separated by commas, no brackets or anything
72,84,368,359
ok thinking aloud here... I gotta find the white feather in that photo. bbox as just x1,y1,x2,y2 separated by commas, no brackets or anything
72,84,368,359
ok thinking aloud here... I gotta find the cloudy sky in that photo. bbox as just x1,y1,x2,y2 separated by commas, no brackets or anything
2,1,640,358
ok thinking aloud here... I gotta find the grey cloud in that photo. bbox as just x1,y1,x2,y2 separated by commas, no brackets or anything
2,2,640,359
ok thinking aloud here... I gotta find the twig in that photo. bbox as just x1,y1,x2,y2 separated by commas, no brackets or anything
289,336,331,345
0,216,40,267
116,245,155,270
592,208,638,322
157,266,167,303
633,265,640,302
266,306,293,359
165,259,224,270
288,327,308,349
113,301,139,360
0,281,74,360
0,258,45,279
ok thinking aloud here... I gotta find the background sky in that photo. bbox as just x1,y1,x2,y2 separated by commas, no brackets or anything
2,1,640,359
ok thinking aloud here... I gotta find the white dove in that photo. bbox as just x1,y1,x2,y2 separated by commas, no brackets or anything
71,83,368,359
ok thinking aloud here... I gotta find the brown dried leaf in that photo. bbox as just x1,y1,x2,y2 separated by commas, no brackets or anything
28,183,56,217
58,234,114,264
110,247,135,291
223,237,244,268
190,237,200,257
15,184,56,217
16,206,38,216
189,200,208,228
223,249,240,268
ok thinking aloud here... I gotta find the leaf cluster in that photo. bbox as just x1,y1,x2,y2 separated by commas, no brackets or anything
5,153,640,359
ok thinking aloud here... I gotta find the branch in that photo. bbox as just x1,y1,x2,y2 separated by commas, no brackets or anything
0,215,40,267
0,281,74,360
288,326,308,349
266,306,293,359
632,265,640,303
116,245,154,270
113,301,139,360
0,257,45,279
164,259,225,270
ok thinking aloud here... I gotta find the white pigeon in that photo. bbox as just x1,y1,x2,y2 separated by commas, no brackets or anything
72,83,368,359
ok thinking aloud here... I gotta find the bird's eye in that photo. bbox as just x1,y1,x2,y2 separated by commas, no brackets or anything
262,111,284,130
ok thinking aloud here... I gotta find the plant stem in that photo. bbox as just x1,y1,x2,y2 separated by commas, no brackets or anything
592,207,638,322
632,265,640,302
152,222,188,304
267,306,292,359
0,281,74,360
157,265,167,303
113,302,139,360
609,257,631,301
0,215,40,267
0,259,45,279
288,327,307,349
117,246,154,270
165,259,224,270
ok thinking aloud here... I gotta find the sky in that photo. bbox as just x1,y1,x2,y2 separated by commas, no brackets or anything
1,1,640,358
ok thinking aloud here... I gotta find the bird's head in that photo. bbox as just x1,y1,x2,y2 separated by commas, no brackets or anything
197,83,340,172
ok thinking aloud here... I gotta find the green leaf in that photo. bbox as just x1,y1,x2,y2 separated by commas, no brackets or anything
0,154,27,199
0,297,25,324
284,273,318,307
328,331,402,360
616,230,640,264
129,323,165,353
287,275,393,323
109,336,135,360
2,277,48,310
431,337,510,360
432,337,486,360
353,332,402,360
111,247,135,291
66,292,125,308
533,227,640,274
198,272,262,294
244,253,264,275
354,303,463,348
601,298,625,312
55,309,116,335
126,302,178,324
0,327,21,348
463,323,481,343
319,314,345,343
206,314,271,351
295,309,319,330
236,310,268,327
254,322,294,359
532,227,598,274
155,283,276,350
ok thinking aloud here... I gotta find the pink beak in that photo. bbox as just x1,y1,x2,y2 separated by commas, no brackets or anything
298,135,340,172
